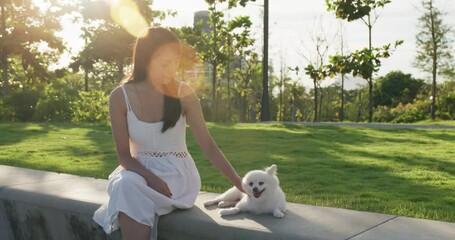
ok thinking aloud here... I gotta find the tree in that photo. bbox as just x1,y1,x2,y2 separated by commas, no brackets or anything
338,21,347,122
188,0,253,121
276,53,292,122
304,65,324,122
301,24,336,122
0,0,68,93
326,0,393,122
373,71,425,108
233,50,261,122
414,0,454,120
71,0,169,91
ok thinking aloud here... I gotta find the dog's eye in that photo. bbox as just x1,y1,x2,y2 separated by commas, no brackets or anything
249,182,253,186
259,182,264,186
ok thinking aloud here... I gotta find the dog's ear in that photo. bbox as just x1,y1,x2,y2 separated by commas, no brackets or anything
266,164,277,175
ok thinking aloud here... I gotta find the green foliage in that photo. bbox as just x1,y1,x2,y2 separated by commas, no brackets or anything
372,105,396,122
33,79,79,122
326,0,391,21
326,41,403,81
414,0,454,77
0,0,68,93
438,91,455,120
304,64,325,81
233,51,262,122
1,88,41,122
205,0,256,8
71,90,109,123
391,100,431,123
72,0,172,92
182,1,254,121
342,88,369,122
373,71,426,108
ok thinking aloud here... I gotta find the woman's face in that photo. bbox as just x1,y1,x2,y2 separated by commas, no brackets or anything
147,44,180,86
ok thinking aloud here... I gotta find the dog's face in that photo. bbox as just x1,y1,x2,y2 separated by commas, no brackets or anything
242,165,279,200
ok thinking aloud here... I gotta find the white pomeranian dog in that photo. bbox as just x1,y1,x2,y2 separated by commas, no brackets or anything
203,164,287,218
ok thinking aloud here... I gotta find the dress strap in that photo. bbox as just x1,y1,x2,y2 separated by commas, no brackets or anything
120,85,132,111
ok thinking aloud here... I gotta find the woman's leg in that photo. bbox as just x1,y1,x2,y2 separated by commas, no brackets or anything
118,212,151,240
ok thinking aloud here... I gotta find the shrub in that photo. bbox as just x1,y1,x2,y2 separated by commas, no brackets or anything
373,105,396,122
1,89,41,122
71,90,109,123
34,79,79,122
438,91,455,120
392,100,431,123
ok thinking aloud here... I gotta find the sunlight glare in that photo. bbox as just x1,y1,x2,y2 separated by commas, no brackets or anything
108,0,148,38
175,43,205,98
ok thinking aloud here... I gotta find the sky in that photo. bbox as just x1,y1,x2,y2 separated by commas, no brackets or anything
58,0,455,90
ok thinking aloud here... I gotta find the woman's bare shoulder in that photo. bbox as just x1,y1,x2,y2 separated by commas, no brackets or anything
110,85,125,101
109,85,128,113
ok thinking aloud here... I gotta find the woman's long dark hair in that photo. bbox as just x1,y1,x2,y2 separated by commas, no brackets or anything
122,27,182,133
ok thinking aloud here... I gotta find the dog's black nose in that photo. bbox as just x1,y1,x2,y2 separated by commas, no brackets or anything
253,187,258,192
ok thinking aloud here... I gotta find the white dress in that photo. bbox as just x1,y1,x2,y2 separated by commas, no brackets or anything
93,84,201,239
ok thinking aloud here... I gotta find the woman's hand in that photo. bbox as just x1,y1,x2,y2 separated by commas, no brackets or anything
146,174,172,198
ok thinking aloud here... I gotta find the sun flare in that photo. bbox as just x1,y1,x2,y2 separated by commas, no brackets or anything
108,0,148,38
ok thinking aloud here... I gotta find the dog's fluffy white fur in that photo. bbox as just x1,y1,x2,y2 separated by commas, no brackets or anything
203,164,287,218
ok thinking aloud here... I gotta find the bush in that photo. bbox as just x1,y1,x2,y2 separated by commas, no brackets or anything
1,89,41,122
373,105,396,122
438,91,455,120
34,79,79,122
71,90,109,123
392,100,431,123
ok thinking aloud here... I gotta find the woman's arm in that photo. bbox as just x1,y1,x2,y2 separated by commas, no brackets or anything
109,86,172,197
181,84,243,191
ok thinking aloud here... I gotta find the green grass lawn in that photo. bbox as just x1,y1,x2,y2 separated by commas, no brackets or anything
0,122,454,222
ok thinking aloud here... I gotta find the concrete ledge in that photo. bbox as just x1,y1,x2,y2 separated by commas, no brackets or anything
1,165,454,240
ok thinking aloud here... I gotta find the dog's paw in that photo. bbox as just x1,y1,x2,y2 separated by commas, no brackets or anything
218,201,231,208
273,209,285,218
219,207,240,216
203,200,217,207
218,209,230,216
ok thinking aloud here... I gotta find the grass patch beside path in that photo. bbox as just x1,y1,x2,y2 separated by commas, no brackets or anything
0,122,454,222
413,120,455,126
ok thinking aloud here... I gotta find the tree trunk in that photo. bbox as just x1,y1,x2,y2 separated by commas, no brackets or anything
339,22,345,122
279,72,283,122
340,73,345,122
1,2,9,94
227,42,231,120
84,70,89,92
211,63,217,121
313,80,318,122
430,1,437,120
319,86,323,121
261,0,270,121
368,80,373,122
367,14,373,123
357,91,362,122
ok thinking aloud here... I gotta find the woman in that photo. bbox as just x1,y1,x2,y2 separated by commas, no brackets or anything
93,27,243,240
